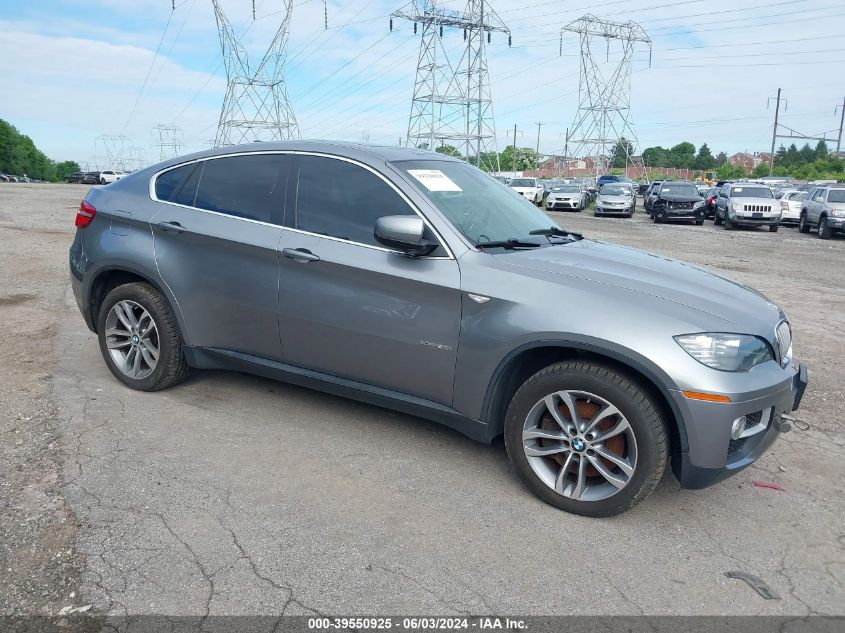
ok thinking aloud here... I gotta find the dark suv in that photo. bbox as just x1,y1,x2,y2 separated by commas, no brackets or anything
69,141,807,517
647,181,706,225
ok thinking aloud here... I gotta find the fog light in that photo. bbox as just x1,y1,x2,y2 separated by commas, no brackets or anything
731,416,747,440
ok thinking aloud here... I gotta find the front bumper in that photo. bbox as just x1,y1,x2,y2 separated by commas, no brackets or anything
673,362,808,489
825,215,845,229
547,199,580,210
595,205,631,214
729,211,780,225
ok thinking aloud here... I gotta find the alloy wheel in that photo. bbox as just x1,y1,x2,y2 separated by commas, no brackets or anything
104,300,160,379
522,390,638,501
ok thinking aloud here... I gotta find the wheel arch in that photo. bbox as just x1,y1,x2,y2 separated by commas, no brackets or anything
481,340,688,461
87,266,185,340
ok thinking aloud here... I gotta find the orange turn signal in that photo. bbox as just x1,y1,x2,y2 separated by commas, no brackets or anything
682,391,732,403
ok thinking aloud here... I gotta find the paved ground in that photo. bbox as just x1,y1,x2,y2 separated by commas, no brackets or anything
2,184,844,619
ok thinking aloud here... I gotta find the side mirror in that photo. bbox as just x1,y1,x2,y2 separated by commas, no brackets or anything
374,216,436,257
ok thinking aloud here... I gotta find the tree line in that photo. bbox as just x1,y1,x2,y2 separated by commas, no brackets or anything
0,119,79,182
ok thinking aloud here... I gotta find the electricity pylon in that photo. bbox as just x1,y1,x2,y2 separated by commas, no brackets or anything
95,135,131,171
213,0,299,146
391,0,510,171
151,124,184,162
561,14,651,176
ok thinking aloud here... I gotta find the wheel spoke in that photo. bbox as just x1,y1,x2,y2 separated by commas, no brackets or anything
131,345,143,376
139,346,157,368
543,395,569,433
587,453,628,489
524,443,569,457
106,338,132,350
105,327,131,339
592,417,631,443
583,403,621,435
558,391,581,432
593,446,635,477
523,427,566,442
554,452,576,494
113,303,134,331
569,456,588,499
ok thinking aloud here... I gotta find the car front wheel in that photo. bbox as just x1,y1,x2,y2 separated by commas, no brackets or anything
818,217,832,239
97,282,190,391
504,361,668,517
799,212,810,233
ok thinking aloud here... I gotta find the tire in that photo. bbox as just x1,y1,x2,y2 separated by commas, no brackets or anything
97,282,190,391
504,361,668,517
100,178,107,185
799,212,810,233
724,217,734,230
818,216,832,239
770,223,779,233
714,211,723,226
695,220,704,226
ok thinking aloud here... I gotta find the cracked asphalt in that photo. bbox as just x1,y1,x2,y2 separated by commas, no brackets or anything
2,184,844,619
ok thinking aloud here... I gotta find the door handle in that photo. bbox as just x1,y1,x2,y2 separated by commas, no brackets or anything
156,221,186,235
282,247,320,262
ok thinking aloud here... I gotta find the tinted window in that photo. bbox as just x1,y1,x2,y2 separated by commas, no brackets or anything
660,183,699,196
172,164,201,207
828,189,845,203
155,164,194,201
295,155,415,246
194,154,289,223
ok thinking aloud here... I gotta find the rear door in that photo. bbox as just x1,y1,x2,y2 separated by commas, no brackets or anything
151,153,291,360
276,154,462,405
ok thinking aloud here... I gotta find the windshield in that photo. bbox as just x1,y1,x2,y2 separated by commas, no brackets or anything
829,189,845,203
659,183,699,196
509,178,536,188
396,160,559,246
601,185,629,196
553,186,580,193
730,186,773,198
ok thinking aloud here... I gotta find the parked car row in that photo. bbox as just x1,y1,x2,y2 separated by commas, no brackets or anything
0,173,48,183
66,170,128,184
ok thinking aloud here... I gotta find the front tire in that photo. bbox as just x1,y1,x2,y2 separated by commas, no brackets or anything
504,362,668,517
770,223,779,233
97,282,190,391
714,211,723,226
818,217,832,239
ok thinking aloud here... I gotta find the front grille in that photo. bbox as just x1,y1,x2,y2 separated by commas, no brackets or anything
744,411,763,429
742,204,772,213
776,321,792,366
669,202,692,209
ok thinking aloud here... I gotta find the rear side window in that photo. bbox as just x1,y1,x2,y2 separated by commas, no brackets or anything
193,154,290,223
155,164,194,202
294,155,415,246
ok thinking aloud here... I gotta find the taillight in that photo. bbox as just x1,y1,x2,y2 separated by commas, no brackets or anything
75,200,96,228
708,196,715,204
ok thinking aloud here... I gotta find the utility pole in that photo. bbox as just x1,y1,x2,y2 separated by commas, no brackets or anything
512,124,518,172
769,88,782,176
836,96,845,154
534,122,544,171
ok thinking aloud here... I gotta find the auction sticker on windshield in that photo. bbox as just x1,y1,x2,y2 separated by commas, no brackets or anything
407,169,463,192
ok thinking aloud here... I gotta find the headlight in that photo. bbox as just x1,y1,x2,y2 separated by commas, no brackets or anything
832,209,845,217
693,200,705,209
674,333,774,372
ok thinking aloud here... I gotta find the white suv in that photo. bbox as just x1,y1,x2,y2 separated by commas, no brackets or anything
99,170,127,185
509,177,545,206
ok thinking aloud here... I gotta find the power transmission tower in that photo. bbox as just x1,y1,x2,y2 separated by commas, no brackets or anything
151,124,184,162
561,14,651,177
391,0,510,171
127,146,148,172
212,0,299,146
95,135,131,171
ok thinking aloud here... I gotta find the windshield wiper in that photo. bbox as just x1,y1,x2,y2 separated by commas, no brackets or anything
476,238,542,250
529,227,584,240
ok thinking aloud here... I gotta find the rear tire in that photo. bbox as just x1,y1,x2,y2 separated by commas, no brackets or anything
770,223,779,233
799,212,810,233
504,362,668,517
724,217,734,230
714,211,723,226
97,282,190,392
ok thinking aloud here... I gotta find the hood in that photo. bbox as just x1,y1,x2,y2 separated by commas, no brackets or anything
732,197,776,205
511,186,537,193
598,195,631,203
655,194,702,203
495,240,783,333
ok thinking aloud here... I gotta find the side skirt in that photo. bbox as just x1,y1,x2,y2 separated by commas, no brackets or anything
184,346,489,443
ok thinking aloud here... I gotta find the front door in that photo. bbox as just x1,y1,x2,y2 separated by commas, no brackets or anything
151,153,291,360
277,154,462,406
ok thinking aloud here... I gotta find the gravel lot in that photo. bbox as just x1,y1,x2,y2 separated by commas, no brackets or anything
1,184,843,620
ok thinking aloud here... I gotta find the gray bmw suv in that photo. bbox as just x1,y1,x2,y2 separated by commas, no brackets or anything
69,142,808,517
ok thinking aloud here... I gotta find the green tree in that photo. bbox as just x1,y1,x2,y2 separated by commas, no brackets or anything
0,118,76,181
435,144,462,158
716,162,746,180
694,143,715,170
668,142,696,168
55,160,81,181
499,145,539,171
785,143,800,166
798,143,816,165
774,144,787,167
715,151,728,166
752,161,770,178
610,138,635,169
642,146,667,167
815,140,829,161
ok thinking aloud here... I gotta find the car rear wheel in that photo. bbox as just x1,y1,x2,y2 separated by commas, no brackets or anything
798,212,810,233
724,217,734,230
97,282,190,391
504,362,668,517
818,217,832,239
770,223,779,233
714,211,722,225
